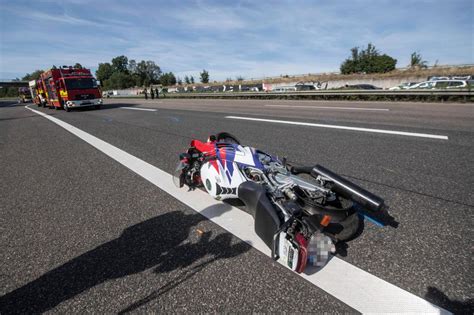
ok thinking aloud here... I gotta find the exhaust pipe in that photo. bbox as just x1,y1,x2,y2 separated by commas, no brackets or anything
311,165,385,213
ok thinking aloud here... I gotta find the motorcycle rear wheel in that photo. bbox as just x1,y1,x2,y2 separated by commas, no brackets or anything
302,194,361,241
325,212,361,242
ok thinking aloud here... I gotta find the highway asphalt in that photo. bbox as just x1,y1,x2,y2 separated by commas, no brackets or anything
0,99,473,313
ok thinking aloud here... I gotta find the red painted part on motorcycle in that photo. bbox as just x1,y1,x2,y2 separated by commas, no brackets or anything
190,139,220,174
190,139,216,155
295,233,308,273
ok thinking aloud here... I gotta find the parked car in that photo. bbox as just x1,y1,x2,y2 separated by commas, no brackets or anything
431,80,467,89
340,84,381,90
295,84,316,91
408,81,436,89
272,86,297,92
408,80,468,89
389,82,419,90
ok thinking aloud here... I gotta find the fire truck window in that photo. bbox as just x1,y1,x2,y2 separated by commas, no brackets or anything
64,78,97,90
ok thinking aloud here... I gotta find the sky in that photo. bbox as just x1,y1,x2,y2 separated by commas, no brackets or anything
0,0,473,81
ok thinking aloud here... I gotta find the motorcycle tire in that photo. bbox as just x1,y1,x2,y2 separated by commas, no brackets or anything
216,132,241,145
325,212,361,242
300,191,355,223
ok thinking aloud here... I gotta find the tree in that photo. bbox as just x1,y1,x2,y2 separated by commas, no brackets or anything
128,59,137,74
177,77,183,85
160,72,176,86
22,70,43,81
73,63,83,69
410,52,428,69
236,76,244,82
190,76,195,84
134,60,161,86
96,56,169,89
111,55,129,73
103,71,136,90
96,63,114,82
160,73,168,86
200,69,209,83
340,43,397,74
184,75,190,84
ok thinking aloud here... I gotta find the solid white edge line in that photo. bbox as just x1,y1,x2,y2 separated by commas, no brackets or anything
226,116,449,140
265,104,390,111
25,105,450,314
121,107,157,112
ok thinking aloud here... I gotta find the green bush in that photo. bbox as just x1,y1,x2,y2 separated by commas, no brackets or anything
340,43,397,74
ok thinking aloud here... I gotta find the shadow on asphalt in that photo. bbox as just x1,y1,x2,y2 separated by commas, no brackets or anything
424,286,474,314
0,207,251,313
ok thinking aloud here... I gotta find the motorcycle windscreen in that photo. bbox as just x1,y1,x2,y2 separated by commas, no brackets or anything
173,161,187,188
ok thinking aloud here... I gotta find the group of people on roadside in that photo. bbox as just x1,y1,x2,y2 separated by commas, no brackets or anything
143,88,160,100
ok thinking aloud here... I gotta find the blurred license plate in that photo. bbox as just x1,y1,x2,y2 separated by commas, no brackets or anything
81,101,91,105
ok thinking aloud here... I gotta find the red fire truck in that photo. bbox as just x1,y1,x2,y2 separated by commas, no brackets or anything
30,66,102,111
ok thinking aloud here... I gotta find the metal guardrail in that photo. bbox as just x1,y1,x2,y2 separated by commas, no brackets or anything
162,89,473,98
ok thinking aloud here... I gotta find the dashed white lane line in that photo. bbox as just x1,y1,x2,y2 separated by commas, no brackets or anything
26,105,450,314
121,107,157,112
265,104,390,111
226,116,449,140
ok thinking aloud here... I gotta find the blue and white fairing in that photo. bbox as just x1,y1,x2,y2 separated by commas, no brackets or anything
200,143,278,200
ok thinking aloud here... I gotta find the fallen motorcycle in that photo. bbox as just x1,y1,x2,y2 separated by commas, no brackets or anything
174,132,395,272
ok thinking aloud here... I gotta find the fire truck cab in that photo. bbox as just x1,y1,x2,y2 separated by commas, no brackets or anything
33,66,102,111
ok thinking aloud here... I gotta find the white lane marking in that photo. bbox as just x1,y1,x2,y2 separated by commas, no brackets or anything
26,105,450,314
121,107,157,112
226,116,449,140
265,104,390,111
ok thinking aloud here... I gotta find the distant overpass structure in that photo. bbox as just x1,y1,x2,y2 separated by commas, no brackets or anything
0,80,29,88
